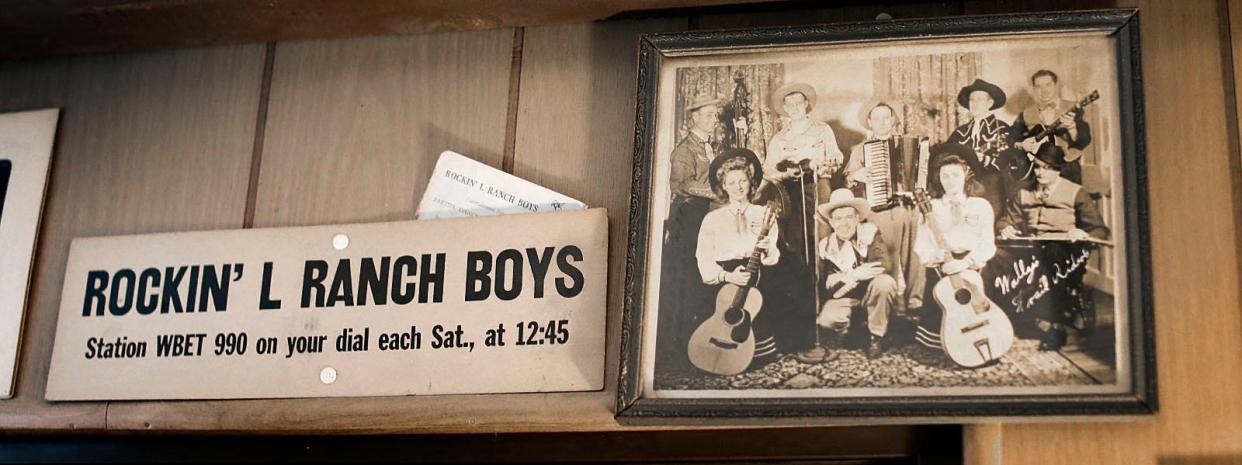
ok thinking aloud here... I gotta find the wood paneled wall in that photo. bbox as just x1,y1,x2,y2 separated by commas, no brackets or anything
0,44,267,431
0,0,1238,463
994,1,1242,464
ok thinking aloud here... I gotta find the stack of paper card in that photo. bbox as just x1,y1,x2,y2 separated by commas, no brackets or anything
415,150,586,220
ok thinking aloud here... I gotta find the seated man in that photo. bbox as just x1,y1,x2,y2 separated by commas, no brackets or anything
814,189,898,359
998,144,1110,350
999,144,1109,242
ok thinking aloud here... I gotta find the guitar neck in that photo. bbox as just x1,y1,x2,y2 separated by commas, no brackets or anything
744,224,773,275
1029,94,1097,140
924,212,953,254
919,199,965,258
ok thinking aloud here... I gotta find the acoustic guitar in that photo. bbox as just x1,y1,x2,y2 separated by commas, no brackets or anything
687,203,779,375
975,90,1101,182
913,190,1015,368
1024,90,1101,151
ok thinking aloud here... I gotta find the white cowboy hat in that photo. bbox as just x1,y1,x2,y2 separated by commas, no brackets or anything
816,188,872,222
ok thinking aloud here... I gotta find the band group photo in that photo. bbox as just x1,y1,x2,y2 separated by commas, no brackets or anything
649,38,1128,394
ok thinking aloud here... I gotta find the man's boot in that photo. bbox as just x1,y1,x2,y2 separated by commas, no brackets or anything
866,334,887,359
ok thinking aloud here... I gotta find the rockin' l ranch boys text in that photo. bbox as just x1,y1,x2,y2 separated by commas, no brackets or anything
75,246,584,361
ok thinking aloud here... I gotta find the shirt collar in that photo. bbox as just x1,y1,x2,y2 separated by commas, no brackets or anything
970,117,985,135
831,232,857,251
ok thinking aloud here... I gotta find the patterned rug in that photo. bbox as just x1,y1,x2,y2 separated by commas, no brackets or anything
655,339,1101,391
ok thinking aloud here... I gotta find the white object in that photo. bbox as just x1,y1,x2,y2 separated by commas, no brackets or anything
320,367,338,384
415,150,586,220
46,209,608,400
331,233,349,250
0,109,58,399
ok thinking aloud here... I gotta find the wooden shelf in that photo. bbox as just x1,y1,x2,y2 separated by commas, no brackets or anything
0,0,772,59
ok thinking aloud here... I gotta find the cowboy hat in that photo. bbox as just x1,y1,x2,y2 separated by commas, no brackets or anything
816,188,872,223
708,148,764,193
858,99,900,131
956,78,1006,110
926,142,985,196
770,82,817,117
686,93,724,113
930,142,983,174
1029,143,1068,170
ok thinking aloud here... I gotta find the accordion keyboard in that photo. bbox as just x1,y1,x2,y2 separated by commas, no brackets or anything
863,140,892,209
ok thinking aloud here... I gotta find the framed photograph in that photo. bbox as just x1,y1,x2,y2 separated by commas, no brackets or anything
617,10,1154,419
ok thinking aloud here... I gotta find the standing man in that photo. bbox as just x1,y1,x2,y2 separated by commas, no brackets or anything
670,93,724,209
845,101,926,313
814,189,899,359
656,93,725,375
764,83,845,181
946,78,1021,226
1012,69,1093,184
762,82,845,268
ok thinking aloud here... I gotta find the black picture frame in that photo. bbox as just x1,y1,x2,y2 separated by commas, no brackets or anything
0,159,10,223
617,9,1155,420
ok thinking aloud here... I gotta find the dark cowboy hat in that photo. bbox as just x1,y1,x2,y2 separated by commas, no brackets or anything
926,142,983,196
770,82,817,117
708,148,764,192
929,142,984,177
1030,143,1068,170
956,78,1007,110
686,93,724,112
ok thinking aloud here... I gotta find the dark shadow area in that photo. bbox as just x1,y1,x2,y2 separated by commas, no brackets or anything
0,427,961,464
1214,0,1242,346
1159,456,1242,465
0,160,11,223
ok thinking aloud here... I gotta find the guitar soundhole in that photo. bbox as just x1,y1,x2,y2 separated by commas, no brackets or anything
724,307,743,325
729,311,753,344
954,288,972,305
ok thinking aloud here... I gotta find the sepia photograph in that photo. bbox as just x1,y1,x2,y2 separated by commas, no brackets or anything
618,10,1154,418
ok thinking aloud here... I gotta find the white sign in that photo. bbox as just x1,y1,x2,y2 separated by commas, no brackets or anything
46,209,608,400
0,108,58,398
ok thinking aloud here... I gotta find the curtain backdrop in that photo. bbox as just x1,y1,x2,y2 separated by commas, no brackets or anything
873,52,981,143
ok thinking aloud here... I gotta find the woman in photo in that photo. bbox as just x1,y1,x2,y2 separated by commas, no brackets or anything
693,148,815,372
913,144,997,354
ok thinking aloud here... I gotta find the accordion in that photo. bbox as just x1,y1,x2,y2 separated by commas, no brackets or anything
861,136,930,210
